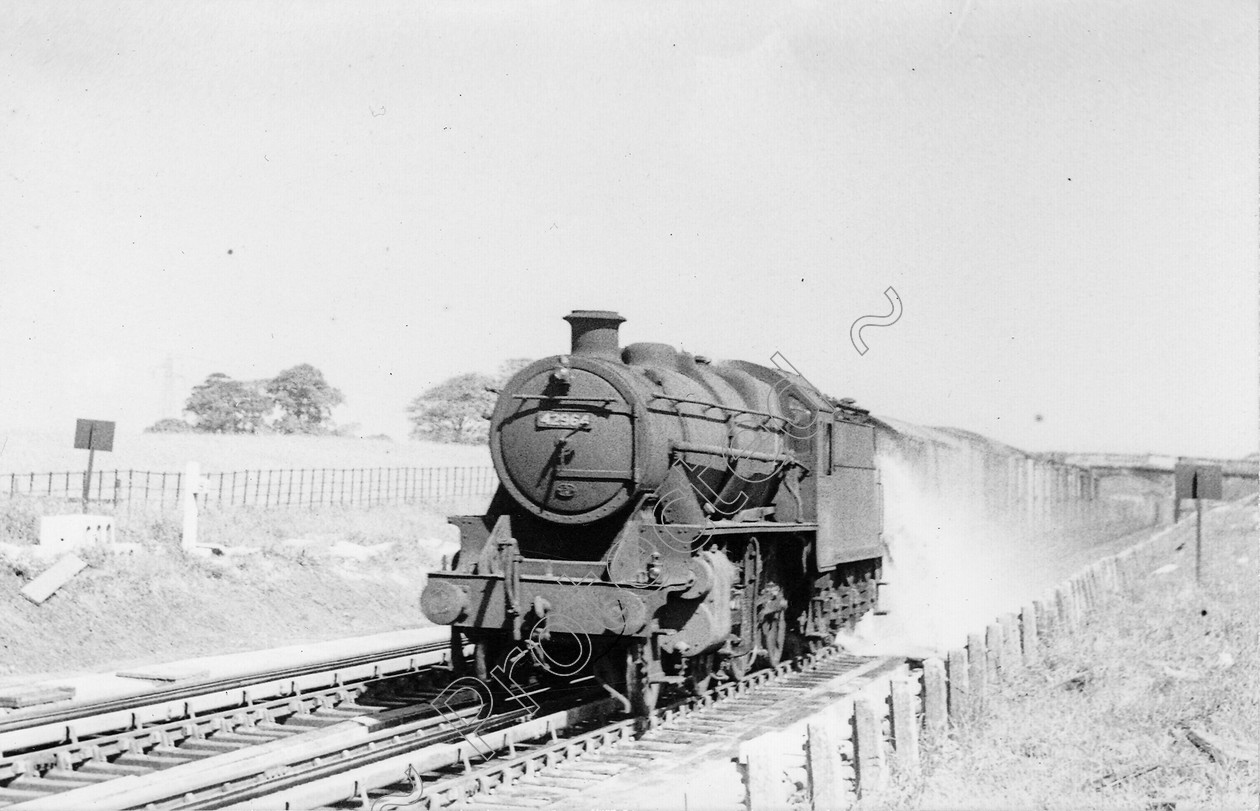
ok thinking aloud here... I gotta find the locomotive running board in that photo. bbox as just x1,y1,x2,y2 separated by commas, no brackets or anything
654,521,818,535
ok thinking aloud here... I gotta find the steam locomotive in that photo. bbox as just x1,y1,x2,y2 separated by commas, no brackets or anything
421,311,883,714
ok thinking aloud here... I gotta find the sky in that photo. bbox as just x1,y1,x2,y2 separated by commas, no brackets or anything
2,1,1256,459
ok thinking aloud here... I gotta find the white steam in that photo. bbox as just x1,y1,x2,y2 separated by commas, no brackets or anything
838,451,1053,658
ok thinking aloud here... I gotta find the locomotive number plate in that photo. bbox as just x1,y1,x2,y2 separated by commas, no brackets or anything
536,411,592,430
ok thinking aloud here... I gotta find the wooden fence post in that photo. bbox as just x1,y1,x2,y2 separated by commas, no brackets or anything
181,462,200,552
947,648,969,721
808,711,848,810
922,658,947,737
1001,613,1021,670
742,733,784,810
1020,603,1039,666
852,697,886,797
889,678,920,774
986,623,1004,679
1055,585,1072,631
967,633,987,708
1035,597,1053,638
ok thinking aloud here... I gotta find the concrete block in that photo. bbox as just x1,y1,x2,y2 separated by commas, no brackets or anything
116,664,209,683
21,554,88,604
39,515,115,552
0,684,76,708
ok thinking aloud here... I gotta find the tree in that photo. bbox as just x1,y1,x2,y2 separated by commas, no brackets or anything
145,417,193,433
184,373,272,434
408,373,496,444
266,364,344,434
406,358,537,444
497,358,533,383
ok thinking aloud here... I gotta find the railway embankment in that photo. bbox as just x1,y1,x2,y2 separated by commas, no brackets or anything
879,495,1258,811
0,501,459,681
725,496,1256,811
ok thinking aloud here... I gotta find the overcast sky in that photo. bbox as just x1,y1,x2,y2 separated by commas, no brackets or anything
2,1,1255,458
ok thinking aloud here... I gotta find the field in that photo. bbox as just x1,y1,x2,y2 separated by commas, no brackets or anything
866,497,1259,810
0,430,490,474
0,432,495,681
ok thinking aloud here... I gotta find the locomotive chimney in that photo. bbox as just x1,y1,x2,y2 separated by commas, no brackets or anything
564,310,625,360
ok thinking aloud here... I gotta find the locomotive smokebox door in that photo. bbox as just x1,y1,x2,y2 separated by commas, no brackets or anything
490,311,646,525
494,361,637,522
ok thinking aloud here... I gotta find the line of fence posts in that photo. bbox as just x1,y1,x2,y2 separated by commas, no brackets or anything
1,466,498,510
742,518,1184,809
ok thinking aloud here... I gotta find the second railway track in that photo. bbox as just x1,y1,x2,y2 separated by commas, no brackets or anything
0,634,459,807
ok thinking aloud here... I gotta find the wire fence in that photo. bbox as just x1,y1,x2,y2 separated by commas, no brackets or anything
1,466,499,510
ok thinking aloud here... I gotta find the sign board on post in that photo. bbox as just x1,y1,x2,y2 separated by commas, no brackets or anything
74,420,115,452
74,419,115,512
1175,463,1222,502
1174,461,1224,583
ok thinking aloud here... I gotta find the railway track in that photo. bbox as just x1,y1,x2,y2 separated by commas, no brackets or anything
409,650,901,811
0,636,459,807
254,647,903,811
0,643,901,810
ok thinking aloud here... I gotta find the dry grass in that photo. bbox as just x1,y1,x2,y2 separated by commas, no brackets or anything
0,429,490,474
0,494,499,680
0,533,448,681
865,499,1259,810
0,432,497,681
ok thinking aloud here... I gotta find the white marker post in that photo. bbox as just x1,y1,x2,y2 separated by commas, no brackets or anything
182,461,201,552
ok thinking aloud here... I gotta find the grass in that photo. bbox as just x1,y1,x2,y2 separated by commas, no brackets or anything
0,429,491,474
0,521,457,681
865,498,1259,810
0,432,489,681
0,493,496,680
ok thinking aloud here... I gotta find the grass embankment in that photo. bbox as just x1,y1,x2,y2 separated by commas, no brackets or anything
0,498,487,681
0,433,496,681
872,498,1259,810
